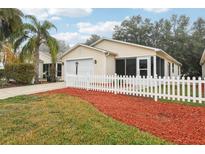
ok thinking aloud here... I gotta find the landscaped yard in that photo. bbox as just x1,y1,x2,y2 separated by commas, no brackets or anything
1,87,205,145
0,94,167,144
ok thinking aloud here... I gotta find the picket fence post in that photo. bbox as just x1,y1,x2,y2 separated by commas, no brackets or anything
154,75,158,101
198,77,202,103
86,75,90,91
193,77,196,103
114,73,117,94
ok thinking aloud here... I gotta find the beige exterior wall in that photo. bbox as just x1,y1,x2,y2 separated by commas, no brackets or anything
62,46,107,80
94,40,156,58
39,52,52,64
39,52,63,80
39,62,43,78
202,63,205,78
106,55,115,75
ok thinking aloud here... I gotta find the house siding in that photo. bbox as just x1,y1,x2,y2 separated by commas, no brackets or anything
39,62,43,78
106,55,115,75
93,40,156,58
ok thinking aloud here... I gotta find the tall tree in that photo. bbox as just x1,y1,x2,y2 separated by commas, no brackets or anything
40,40,70,53
0,9,23,50
14,15,59,83
190,18,205,76
113,14,205,77
84,34,101,45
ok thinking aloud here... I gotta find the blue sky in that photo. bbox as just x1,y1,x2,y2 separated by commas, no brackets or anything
21,8,205,46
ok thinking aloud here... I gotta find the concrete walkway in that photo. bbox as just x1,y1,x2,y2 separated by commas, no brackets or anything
0,82,66,99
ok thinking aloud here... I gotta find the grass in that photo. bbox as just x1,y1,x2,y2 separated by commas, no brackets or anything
159,98,205,107
0,94,169,145
157,84,205,107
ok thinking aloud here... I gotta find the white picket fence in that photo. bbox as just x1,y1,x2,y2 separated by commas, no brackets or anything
65,74,205,103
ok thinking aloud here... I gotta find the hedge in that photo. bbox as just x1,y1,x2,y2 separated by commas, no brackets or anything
4,63,35,84
0,69,4,79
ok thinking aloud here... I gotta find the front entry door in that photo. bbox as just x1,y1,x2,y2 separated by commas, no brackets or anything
137,57,150,77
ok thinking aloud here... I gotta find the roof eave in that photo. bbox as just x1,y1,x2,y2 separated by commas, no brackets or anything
157,49,182,66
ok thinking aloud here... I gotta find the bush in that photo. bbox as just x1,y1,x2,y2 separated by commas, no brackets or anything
4,63,35,84
0,69,5,79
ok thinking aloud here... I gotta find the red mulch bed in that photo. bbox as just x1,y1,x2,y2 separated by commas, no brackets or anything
39,88,205,145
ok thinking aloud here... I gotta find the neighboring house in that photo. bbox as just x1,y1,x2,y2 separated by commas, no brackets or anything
61,38,182,80
200,50,205,78
39,51,63,80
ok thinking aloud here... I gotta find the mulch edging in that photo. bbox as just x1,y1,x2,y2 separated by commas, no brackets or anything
39,88,205,145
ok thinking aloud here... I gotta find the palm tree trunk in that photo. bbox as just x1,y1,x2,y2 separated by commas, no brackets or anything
50,63,56,82
34,46,40,84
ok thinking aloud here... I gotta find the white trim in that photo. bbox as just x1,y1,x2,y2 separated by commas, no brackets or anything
137,56,151,76
153,56,157,76
65,57,93,61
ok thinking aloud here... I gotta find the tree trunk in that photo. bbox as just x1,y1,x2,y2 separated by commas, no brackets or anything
34,46,40,84
50,63,56,82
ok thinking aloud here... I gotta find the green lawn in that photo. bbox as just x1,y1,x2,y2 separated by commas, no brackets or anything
0,94,168,145
159,98,205,107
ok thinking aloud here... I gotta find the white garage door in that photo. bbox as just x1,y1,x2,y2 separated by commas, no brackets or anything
66,58,94,75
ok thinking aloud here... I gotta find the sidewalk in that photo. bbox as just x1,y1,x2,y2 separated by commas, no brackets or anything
0,82,66,99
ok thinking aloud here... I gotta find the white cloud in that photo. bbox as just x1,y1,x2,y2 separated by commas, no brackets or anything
77,21,120,35
143,8,170,13
50,16,61,21
21,8,93,20
52,32,90,46
124,16,130,20
21,9,49,20
47,8,93,18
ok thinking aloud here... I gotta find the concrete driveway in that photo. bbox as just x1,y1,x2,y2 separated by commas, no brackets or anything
0,82,66,99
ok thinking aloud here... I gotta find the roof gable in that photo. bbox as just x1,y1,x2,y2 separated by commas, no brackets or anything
61,44,117,59
91,38,160,51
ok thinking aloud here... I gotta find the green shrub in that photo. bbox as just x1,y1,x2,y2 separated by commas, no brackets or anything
4,63,35,84
0,69,5,79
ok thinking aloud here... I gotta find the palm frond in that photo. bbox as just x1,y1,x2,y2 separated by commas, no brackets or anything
25,15,39,29
46,36,59,63
23,23,38,33
13,35,28,52
42,20,57,31
20,37,37,62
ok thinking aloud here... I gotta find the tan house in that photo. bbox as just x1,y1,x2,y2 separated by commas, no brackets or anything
61,38,182,80
39,51,63,80
200,50,205,78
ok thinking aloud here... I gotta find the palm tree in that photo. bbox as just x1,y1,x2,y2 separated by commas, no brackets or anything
15,15,59,83
1,41,20,65
0,8,23,50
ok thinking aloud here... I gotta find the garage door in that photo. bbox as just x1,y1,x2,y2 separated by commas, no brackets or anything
66,58,94,75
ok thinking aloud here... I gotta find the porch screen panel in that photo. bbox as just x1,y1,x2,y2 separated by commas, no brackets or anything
156,57,165,77
57,64,62,77
151,57,154,76
116,59,125,75
126,58,136,76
